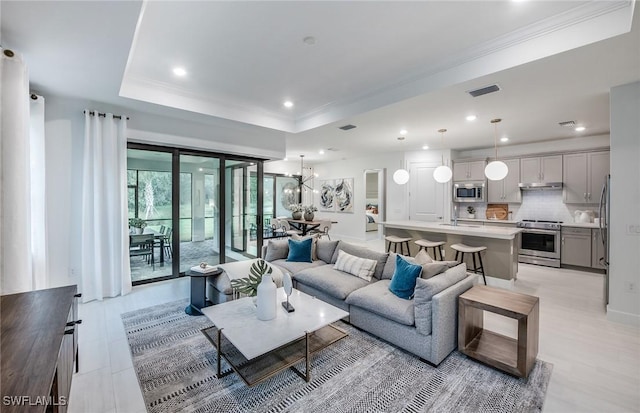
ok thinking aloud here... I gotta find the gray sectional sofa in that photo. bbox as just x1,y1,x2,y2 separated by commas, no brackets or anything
261,239,476,366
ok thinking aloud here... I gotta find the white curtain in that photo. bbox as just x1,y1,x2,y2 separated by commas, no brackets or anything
30,94,48,290
0,48,33,294
80,111,132,302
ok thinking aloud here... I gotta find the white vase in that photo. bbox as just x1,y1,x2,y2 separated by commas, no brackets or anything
135,227,143,234
256,274,277,321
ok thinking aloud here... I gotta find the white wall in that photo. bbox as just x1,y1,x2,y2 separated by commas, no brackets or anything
311,153,405,240
608,81,640,326
43,94,287,287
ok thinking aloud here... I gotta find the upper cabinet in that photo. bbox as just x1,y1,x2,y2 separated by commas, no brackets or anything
563,151,610,204
453,160,486,181
520,155,563,183
487,158,521,203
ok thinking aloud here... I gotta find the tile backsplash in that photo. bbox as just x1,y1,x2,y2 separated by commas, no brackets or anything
459,190,599,223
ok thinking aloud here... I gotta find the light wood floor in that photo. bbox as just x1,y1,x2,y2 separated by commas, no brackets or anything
68,240,640,413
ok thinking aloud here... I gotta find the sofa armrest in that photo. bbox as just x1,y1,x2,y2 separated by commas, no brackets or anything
429,274,477,365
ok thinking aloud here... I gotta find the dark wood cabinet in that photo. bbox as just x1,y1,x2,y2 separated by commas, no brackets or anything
1,285,80,413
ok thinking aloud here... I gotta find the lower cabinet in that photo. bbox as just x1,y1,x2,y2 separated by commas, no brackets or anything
561,227,592,267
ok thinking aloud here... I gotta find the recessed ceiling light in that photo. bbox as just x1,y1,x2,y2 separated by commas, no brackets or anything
283,101,294,108
198,167,203,171
422,145,429,150
466,115,477,121
400,129,408,135
172,67,187,77
319,149,325,155
283,157,288,161
575,126,586,132
500,137,509,142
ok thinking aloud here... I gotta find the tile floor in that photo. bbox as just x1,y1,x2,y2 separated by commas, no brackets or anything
68,237,640,413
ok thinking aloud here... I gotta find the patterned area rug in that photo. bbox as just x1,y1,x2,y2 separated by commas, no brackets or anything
123,299,553,413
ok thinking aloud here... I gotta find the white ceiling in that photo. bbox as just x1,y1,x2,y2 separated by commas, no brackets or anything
2,1,639,163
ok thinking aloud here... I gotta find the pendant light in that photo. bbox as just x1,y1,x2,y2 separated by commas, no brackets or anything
393,135,410,185
484,118,509,181
433,128,453,183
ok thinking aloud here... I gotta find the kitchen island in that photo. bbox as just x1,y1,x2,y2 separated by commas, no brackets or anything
382,220,522,283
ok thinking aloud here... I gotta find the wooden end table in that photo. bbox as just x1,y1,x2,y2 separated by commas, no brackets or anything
458,285,539,378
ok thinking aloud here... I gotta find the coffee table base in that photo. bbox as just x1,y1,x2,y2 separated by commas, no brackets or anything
202,324,347,387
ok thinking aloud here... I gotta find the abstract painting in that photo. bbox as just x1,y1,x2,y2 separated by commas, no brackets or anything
319,180,335,211
335,178,354,213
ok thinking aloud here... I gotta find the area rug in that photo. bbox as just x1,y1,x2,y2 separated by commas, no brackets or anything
122,299,553,413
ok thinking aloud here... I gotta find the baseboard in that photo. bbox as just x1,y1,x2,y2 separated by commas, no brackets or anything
606,306,640,327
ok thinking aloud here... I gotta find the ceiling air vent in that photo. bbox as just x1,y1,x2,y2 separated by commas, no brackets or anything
339,124,356,131
467,84,501,98
326,147,339,152
558,120,576,127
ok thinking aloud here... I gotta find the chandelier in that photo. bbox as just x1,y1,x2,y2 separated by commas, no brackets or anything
297,154,317,192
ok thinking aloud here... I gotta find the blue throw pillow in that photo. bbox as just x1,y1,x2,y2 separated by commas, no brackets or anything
287,238,313,263
389,255,423,299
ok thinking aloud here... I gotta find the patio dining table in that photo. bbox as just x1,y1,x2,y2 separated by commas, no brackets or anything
130,229,166,264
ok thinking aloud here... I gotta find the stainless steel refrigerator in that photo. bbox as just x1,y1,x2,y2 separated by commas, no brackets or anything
598,174,610,305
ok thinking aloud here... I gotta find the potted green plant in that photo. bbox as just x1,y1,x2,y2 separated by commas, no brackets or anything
229,259,273,297
129,218,147,234
467,206,476,219
289,203,303,220
304,205,318,221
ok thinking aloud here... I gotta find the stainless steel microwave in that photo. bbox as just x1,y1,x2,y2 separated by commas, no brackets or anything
453,181,486,202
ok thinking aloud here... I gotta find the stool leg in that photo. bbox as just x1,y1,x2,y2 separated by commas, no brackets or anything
454,250,459,262
477,252,487,285
386,241,391,253
404,241,410,256
472,252,478,273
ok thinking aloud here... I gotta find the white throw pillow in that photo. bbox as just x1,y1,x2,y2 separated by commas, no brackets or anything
333,250,377,281
414,249,434,264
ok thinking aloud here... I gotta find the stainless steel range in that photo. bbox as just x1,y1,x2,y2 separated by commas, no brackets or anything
517,220,562,268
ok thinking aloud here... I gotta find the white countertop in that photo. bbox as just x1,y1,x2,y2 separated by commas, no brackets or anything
457,218,519,224
381,220,522,240
562,222,600,228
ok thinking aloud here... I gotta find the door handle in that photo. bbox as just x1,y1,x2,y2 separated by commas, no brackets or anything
587,193,591,200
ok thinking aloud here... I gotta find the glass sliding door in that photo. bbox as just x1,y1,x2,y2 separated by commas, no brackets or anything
127,148,173,283
126,144,265,284
179,155,220,273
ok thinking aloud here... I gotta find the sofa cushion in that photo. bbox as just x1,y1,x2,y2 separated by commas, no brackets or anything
346,280,415,326
316,239,339,264
293,266,371,300
414,263,467,335
421,260,460,279
287,238,313,262
331,241,389,279
388,255,423,299
381,252,398,280
270,259,327,275
414,249,434,264
264,239,289,262
334,250,377,282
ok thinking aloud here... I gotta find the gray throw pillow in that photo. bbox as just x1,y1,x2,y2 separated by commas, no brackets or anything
414,264,467,335
264,239,289,262
316,239,339,263
331,241,389,279
421,260,460,279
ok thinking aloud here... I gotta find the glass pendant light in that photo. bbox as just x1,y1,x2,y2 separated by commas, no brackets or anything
433,128,453,183
485,118,509,181
393,135,410,185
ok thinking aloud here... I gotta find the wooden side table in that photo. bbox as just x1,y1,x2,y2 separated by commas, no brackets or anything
458,285,539,378
186,268,224,316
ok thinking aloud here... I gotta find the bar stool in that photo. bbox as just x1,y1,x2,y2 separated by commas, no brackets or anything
385,236,412,256
414,239,446,261
451,243,487,285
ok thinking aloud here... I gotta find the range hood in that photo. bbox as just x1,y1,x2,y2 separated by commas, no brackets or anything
518,182,563,190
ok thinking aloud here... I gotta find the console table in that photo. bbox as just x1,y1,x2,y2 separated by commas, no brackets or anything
1,285,81,413
458,285,539,378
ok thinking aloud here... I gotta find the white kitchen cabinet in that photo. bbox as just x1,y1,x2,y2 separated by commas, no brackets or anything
563,151,609,204
453,160,486,181
487,158,521,203
520,155,562,183
561,227,591,267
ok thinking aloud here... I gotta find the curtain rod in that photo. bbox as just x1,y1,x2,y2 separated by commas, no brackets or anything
83,110,130,120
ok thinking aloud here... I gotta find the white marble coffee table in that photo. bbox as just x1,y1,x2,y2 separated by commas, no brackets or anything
201,287,349,386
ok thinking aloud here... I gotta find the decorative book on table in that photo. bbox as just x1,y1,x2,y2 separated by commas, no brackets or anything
190,265,219,274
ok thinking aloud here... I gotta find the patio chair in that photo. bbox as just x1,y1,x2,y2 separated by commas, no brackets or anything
276,219,302,236
129,234,155,270
163,227,173,258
